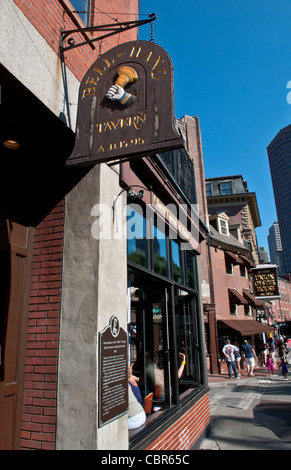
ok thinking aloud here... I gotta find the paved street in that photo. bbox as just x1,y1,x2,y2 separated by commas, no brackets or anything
199,365,291,450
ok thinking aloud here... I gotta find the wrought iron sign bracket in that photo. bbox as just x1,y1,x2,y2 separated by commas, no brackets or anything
59,13,156,56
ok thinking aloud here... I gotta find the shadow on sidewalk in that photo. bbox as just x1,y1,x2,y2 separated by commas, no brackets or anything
254,401,291,442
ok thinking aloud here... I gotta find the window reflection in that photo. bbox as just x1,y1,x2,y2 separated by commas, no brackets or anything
153,225,168,277
70,0,90,25
128,278,201,413
186,252,196,289
129,284,169,407
175,290,200,390
171,240,182,283
127,205,149,268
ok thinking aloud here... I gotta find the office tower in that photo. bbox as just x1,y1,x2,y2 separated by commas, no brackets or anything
267,125,291,273
258,247,269,264
267,221,286,275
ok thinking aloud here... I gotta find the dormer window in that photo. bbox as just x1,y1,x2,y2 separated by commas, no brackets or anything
218,217,229,236
206,182,212,196
219,181,232,195
217,213,229,236
209,212,230,236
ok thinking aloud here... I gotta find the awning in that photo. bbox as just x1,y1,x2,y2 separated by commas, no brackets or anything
228,288,248,305
242,290,264,308
221,319,275,335
225,251,243,264
239,254,256,267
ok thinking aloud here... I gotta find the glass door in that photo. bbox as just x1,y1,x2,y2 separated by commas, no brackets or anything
128,273,172,409
175,289,200,392
144,288,171,407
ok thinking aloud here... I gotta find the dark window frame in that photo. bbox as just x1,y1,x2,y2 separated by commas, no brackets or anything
127,202,199,293
219,181,233,195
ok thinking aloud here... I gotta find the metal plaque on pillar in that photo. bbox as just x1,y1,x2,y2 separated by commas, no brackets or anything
66,40,184,167
98,316,128,428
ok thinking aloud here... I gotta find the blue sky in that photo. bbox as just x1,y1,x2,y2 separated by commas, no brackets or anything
138,0,291,254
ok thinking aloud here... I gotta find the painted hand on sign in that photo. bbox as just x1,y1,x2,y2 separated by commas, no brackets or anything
106,84,133,107
106,66,138,107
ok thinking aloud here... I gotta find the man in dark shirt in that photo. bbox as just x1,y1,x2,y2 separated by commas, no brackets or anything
241,340,257,376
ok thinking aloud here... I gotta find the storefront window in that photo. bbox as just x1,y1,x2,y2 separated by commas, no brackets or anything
186,251,197,289
128,270,202,420
127,204,203,430
171,240,183,283
127,205,149,268
153,225,168,277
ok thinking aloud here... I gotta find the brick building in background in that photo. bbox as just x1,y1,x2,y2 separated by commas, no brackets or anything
206,175,261,266
0,0,210,450
177,117,217,372
271,275,291,327
204,176,274,371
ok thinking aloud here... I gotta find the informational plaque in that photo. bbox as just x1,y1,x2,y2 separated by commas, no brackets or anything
98,316,128,427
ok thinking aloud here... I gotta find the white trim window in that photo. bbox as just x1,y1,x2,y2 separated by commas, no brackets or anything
218,217,229,236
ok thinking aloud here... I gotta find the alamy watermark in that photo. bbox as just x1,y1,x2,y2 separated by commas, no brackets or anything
91,202,200,251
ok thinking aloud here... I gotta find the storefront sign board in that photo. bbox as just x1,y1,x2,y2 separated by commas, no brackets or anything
67,41,184,167
251,265,280,300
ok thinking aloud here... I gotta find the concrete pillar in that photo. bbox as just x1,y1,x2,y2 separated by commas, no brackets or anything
56,163,128,449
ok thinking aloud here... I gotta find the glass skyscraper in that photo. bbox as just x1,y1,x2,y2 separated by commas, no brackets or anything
267,221,286,275
267,124,291,274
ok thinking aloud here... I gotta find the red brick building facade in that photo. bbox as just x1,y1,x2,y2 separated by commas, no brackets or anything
22,202,65,449
272,275,291,324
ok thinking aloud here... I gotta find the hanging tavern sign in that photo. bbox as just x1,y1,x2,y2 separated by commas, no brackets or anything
66,40,184,167
251,265,280,300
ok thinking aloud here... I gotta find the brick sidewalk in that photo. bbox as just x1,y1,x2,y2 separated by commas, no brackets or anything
208,364,278,383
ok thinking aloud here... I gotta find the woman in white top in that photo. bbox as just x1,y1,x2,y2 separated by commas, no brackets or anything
128,385,146,430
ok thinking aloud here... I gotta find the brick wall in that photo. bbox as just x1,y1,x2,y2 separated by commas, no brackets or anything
145,395,210,450
273,277,291,323
179,116,211,303
14,0,139,82
211,247,250,320
182,116,208,225
21,201,64,450
208,203,259,265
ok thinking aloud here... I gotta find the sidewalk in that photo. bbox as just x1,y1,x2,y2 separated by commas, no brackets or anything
198,363,291,450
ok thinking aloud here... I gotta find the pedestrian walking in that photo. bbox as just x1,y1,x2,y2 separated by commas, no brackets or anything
241,340,257,376
279,358,289,380
259,340,267,366
278,339,287,361
266,353,275,379
222,339,240,379
234,342,241,376
268,338,276,365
